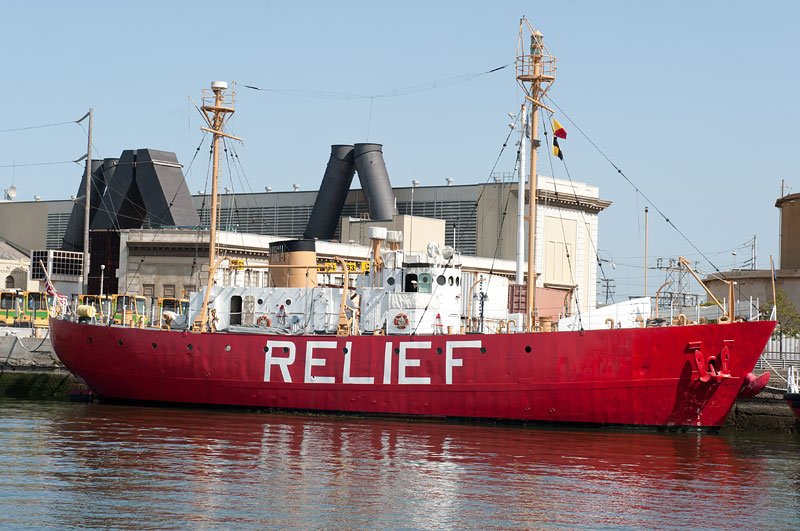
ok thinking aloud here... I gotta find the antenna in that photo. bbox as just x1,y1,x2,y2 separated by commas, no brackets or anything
4,186,17,200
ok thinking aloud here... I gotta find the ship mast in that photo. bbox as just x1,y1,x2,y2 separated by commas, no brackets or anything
516,18,556,332
197,81,240,332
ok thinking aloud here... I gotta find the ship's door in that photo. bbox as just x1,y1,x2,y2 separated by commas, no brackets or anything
230,295,243,325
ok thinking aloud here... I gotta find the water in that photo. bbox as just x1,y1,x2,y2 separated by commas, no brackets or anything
1,400,798,529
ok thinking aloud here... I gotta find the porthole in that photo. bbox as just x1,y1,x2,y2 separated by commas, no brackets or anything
117,339,123,346
87,336,93,344
394,347,400,354
480,347,487,354
386,277,395,286
436,275,446,286
421,274,431,283
263,345,270,353
436,347,443,354
448,276,454,286
225,345,231,352
151,342,158,350
187,344,194,351
342,347,349,354
455,277,460,287
285,299,292,306
257,298,264,305
524,346,532,353
283,346,289,353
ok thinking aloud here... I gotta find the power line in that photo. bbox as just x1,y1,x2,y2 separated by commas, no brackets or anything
0,120,77,134
0,160,75,168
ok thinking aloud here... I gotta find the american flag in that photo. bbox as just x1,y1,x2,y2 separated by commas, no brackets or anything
44,276,68,312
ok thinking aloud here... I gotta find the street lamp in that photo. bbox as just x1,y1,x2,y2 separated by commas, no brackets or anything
99,264,105,295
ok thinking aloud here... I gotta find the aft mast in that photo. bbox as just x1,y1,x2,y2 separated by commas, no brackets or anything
516,18,556,332
197,81,240,332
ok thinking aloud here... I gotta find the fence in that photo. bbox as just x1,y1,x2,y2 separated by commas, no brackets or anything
755,333,800,371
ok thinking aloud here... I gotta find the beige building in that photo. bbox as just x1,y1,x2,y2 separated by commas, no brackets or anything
0,240,37,291
705,190,800,313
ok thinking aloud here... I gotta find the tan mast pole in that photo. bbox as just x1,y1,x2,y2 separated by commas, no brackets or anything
516,19,556,332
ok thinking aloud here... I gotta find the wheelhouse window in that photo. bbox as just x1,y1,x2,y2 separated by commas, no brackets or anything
404,273,418,293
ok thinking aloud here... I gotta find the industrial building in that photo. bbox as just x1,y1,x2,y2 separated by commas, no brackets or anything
0,147,610,321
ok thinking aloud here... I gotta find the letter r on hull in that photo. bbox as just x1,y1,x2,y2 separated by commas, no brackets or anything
265,341,296,382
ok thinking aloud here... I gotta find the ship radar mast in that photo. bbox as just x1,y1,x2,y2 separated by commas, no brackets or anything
197,81,242,332
516,18,556,332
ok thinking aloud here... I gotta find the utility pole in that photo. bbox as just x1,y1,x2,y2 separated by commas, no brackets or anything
598,277,615,305
644,206,649,298
77,109,93,294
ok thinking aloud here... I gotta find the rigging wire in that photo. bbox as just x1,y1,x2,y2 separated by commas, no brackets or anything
241,65,509,101
543,94,724,276
541,119,588,326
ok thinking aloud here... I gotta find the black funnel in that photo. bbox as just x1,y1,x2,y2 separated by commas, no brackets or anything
354,143,397,221
304,145,356,240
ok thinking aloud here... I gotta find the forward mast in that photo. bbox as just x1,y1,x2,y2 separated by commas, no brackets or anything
197,81,241,332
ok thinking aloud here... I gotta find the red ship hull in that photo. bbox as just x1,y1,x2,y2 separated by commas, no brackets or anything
49,317,775,428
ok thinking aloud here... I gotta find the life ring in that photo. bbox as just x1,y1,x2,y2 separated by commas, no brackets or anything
393,312,409,330
257,314,271,327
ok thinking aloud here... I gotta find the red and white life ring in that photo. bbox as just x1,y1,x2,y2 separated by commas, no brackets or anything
257,315,272,327
393,312,409,330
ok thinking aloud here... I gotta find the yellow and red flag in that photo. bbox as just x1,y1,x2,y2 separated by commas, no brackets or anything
552,118,567,139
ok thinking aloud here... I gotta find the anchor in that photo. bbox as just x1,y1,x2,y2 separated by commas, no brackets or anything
686,340,733,383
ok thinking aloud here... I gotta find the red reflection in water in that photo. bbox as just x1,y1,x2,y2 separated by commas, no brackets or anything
45,405,776,528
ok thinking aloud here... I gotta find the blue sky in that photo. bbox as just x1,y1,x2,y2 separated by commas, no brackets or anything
2,1,798,299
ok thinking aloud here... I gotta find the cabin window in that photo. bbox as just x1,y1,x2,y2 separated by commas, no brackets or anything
230,295,243,325
5,275,14,288
28,293,43,311
418,274,433,294
386,277,395,286
405,273,418,293
436,275,446,286
1,293,14,309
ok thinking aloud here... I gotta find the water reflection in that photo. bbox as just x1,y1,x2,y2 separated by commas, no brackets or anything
0,401,797,529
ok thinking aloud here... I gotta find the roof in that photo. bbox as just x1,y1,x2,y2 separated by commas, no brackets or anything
0,240,29,261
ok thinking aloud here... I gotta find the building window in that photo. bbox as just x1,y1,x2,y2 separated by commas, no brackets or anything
163,284,176,298
143,284,155,298
4,275,13,289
